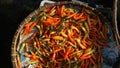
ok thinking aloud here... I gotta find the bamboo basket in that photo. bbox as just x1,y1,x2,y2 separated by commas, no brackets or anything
11,1,120,68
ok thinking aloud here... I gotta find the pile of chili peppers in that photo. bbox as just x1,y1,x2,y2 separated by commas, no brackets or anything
17,5,109,68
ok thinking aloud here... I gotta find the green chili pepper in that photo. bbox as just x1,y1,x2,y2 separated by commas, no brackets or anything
85,22,89,33
80,23,88,36
30,16,37,22
35,25,41,31
50,25,55,31
68,59,71,68
39,12,47,20
46,62,50,68
34,42,42,55
83,49,95,56
38,35,45,41
19,43,26,53
43,16,47,20
27,60,39,64
90,11,96,15
68,41,77,48
100,31,105,39
61,17,66,22
70,50,83,56
56,40,60,45
57,23,64,32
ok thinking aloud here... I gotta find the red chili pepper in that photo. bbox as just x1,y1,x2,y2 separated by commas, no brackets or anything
89,58,95,65
85,60,89,68
23,21,38,35
57,62,61,68
29,21,38,31
51,52,56,61
64,47,72,60
97,39,110,48
97,16,102,31
98,53,101,63
103,25,108,40
31,31,37,39
94,41,102,48
35,37,40,48
87,15,91,28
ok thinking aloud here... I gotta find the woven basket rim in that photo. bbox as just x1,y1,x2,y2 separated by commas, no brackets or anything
113,0,120,42
11,1,120,68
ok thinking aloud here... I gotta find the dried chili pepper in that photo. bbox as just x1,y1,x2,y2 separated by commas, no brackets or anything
19,4,109,68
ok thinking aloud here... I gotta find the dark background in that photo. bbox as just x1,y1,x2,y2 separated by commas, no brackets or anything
0,0,119,68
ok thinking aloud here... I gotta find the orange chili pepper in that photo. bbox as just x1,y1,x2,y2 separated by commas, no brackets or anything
30,51,39,60
61,29,67,37
78,52,83,58
17,55,21,68
76,38,86,49
23,21,38,35
82,40,87,47
71,25,80,33
68,29,76,44
41,18,54,26
52,36,64,40
49,6,56,13
54,48,64,53
23,26,29,35
84,48,91,53
25,43,29,52
24,22,33,27
84,9,91,14
67,13,76,19
36,65,43,68
54,19,61,25
25,53,32,58
80,55,92,61
60,5,65,17
29,21,38,30
73,13,83,20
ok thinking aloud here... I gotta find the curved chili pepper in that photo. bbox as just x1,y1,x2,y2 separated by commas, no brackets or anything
68,29,76,44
